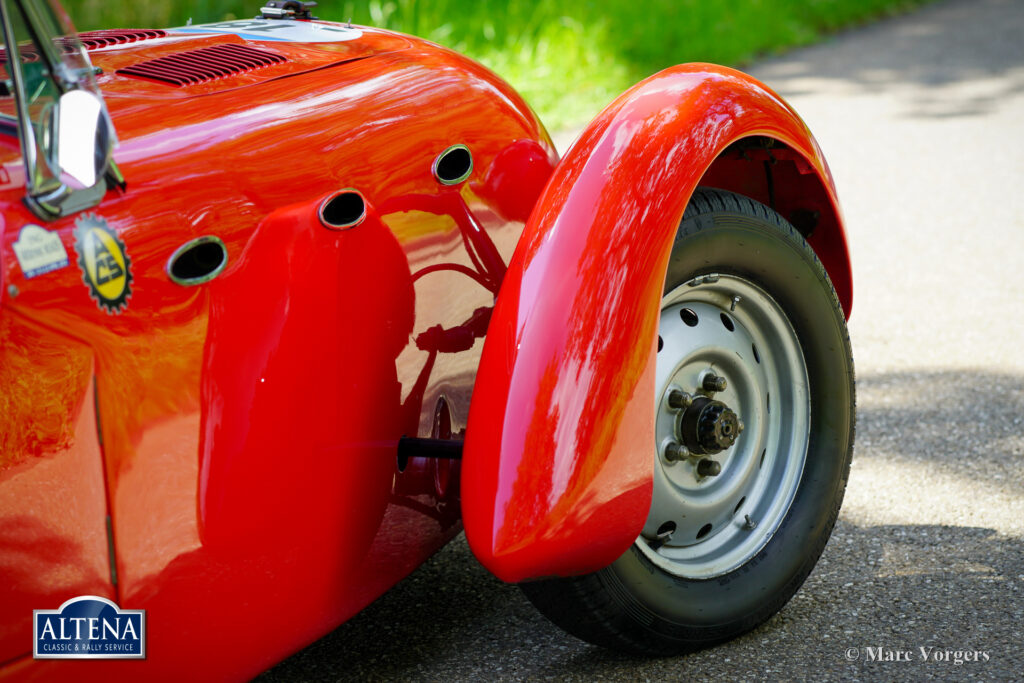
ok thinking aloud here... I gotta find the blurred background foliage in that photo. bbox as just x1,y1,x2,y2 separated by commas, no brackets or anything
65,0,934,130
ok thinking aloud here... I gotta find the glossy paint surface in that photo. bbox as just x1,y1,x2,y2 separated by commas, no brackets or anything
0,312,114,665
462,64,849,583
0,22,554,680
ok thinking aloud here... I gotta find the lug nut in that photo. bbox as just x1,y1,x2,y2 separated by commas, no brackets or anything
664,442,689,463
667,390,692,410
737,419,744,434
702,373,727,392
696,458,721,477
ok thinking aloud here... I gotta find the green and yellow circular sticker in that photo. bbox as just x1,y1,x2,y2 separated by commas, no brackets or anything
73,214,132,314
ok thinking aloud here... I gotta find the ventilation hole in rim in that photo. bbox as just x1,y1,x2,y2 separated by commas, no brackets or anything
752,343,761,364
168,238,227,285
680,308,698,326
760,448,766,469
696,523,713,540
657,335,663,352
767,392,771,414
656,521,676,538
433,145,473,185
720,312,735,331
320,190,365,229
733,496,746,515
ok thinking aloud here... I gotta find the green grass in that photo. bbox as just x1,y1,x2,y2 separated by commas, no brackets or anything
65,0,935,130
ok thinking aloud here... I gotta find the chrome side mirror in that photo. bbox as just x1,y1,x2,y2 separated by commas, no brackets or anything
57,89,112,188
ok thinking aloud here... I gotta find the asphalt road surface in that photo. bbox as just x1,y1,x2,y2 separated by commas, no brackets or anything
261,0,1024,679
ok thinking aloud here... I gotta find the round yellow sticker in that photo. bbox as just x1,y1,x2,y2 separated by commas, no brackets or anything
74,214,132,313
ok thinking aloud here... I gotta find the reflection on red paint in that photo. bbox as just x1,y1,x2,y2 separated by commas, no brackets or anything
0,26,553,680
462,64,849,583
0,26,851,678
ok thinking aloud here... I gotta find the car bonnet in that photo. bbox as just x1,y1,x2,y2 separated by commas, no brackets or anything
82,19,412,99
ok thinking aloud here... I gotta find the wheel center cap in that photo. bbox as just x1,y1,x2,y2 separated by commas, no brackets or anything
678,396,740,455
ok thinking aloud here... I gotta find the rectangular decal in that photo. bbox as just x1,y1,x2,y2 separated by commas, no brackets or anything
12,224,68,278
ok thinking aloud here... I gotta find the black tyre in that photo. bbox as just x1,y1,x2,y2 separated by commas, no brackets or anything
521,187,855,654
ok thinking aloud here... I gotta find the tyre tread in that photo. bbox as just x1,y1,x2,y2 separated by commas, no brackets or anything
520,187,856,656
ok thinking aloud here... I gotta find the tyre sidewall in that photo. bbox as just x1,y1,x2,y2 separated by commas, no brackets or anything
604,206,854,645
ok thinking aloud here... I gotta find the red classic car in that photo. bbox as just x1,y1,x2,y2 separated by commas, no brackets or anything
0,0,855,678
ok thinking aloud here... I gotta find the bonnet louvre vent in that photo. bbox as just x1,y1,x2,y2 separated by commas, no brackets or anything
78,29,167,49
0,29,167,63
116,43,287,86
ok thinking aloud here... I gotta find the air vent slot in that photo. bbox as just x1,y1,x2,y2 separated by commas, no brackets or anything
0,30,167,64
78,29,167,50
0,46,40,64
117,44,287,86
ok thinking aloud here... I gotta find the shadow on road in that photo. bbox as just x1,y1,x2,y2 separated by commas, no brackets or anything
259,525,1022,681
855,368,1024,491
755,0,1024,119
259,367,1024,681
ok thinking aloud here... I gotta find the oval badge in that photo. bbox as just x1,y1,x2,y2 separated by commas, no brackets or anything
74,214,132,314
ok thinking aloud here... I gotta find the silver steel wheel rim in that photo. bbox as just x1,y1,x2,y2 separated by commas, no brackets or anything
637,273,810,579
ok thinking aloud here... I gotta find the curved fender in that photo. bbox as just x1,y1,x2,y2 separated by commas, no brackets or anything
461,64,851,583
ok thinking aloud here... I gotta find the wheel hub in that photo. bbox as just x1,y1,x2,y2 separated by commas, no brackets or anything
679,396,740,455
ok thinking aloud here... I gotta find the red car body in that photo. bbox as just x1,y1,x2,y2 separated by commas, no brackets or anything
0,4,850,680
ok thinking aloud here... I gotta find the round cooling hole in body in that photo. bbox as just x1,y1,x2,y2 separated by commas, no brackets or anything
320,189,366,230
432,145,473,185
167,236,228,285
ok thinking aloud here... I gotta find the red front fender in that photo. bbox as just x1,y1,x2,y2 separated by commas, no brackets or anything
462,64,849,583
